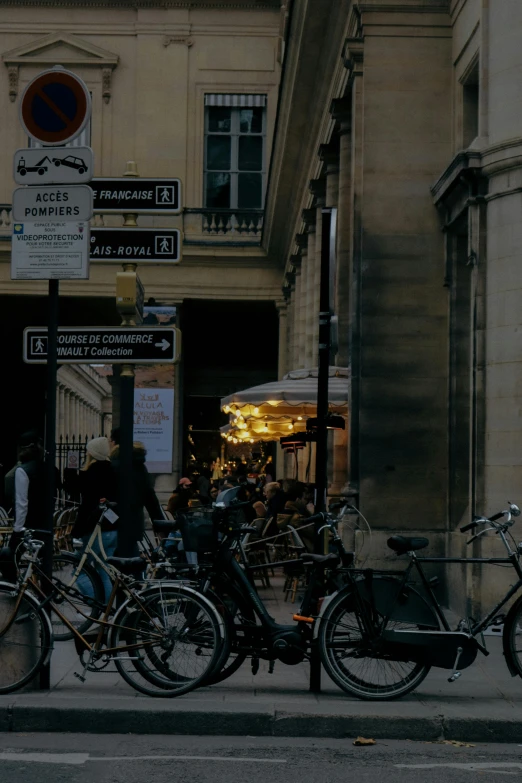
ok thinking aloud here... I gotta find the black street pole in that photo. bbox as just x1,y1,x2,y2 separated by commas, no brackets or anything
117,364,135,557
314,209,333,518
40,278,59,689
309,208,335,694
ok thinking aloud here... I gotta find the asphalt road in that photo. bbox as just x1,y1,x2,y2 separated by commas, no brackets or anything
0,734,522,782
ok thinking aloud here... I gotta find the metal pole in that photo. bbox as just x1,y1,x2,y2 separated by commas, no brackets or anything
116,161,139,557
314,209,333,516
40,278,59,689
117,363,135,556
309,208,334,694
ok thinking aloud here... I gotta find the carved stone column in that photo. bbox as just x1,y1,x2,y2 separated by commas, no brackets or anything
57,386,65,441
276,301,288,379
291,255,302,369
310,178,326,367
295,233,308,369
330,99,352,368
302,208,316,368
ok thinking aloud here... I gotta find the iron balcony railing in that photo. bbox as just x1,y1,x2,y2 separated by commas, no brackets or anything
0,205,264,246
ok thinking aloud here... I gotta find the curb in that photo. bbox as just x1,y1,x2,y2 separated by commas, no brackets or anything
1,699,522,742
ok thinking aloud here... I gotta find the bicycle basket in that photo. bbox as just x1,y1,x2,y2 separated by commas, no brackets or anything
177,508,219,554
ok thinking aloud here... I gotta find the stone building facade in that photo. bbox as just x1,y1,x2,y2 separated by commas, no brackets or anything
0,0,283,486
1,0,522,611
265,0,522,610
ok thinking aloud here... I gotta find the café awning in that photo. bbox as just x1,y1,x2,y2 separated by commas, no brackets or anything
221,366,349,417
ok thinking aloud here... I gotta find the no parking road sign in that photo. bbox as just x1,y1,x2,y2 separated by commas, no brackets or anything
19,67,91,146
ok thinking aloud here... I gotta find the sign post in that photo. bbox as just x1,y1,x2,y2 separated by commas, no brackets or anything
309,207,337,695
15,66,92,690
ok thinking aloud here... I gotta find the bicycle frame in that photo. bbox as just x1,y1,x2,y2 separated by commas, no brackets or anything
407,549,522,637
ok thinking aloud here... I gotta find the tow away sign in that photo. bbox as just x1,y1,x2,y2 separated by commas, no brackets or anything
11,221,90,280
23,327,181,364
12,185,93,221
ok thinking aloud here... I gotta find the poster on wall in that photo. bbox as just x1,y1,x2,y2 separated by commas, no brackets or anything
133,388,174,473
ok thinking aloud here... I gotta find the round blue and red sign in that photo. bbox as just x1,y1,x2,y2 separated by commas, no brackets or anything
19,67,91,146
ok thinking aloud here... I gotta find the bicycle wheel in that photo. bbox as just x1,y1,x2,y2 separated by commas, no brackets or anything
503,596,522,676
202,583,254,686
109,583,226,697
0,583,52,694
318,587,430,700
52,551,105,641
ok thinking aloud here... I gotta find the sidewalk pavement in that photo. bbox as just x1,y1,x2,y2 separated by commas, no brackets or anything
1,576,522,741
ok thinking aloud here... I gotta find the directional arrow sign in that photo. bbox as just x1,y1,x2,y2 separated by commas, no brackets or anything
23,327,181,364
90,228,181,264
91,178,181,214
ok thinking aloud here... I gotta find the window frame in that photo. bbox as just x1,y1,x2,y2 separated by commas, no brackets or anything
204,104,266,210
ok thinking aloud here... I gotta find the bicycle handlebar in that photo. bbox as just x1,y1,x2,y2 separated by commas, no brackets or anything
460,505,519,534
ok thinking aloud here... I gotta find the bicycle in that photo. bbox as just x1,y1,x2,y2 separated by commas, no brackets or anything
315,500,522,700
0,520,227,697
149,501,376,689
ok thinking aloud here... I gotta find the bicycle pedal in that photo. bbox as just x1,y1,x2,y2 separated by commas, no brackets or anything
448,671,462,683
251,657,259,675
73,672,86,683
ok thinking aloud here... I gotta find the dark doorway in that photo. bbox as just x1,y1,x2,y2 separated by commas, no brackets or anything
180,299,278,472
0,294,119,500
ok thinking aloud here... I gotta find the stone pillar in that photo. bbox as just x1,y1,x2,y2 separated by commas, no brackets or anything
292,257,303,369
295,233,308,369
302,208,317,368
74,396,80,438
276,301,288,379
56,385,64,441
330,100,352,369
63,390,69,437
286,273,295,372
310,178,326,367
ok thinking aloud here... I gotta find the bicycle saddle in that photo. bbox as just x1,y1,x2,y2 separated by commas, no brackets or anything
387,535,429,555
107,556,145,575
301,553,340,566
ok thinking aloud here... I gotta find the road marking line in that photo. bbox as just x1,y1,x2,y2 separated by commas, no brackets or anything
396,763,522,773
0,752,287,766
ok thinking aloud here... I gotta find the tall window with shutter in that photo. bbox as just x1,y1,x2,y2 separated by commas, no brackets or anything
204,94,266,210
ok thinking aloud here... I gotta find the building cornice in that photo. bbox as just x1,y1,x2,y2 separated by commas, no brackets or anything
0,0,280,7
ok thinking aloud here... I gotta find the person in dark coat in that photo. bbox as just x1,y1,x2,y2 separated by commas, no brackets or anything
110,439,163,556
167,478,194,516
0,431,45,581
72,436,117,600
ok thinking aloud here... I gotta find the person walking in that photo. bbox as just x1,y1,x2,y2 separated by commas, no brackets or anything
71,437,117,600
109,428,163,556
7,430,46,558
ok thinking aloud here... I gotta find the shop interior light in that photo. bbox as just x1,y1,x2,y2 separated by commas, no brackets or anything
254,407,259,415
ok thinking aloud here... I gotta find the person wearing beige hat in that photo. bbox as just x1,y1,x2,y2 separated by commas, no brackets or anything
72,436,117,600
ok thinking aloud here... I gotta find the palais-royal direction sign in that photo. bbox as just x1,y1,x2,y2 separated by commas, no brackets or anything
23,326,181,364
91,178,181,214
90,227,181,263
19,67,91,146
